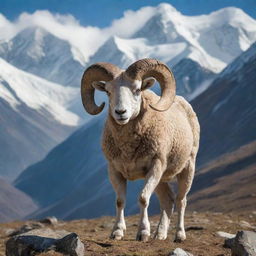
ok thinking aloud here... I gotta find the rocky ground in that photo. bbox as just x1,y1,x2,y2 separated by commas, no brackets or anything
0,211,255,256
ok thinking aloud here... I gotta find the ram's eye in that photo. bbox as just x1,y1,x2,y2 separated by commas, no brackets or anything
135,89,141,95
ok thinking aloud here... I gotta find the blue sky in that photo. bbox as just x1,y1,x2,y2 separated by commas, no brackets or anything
1,0,256,27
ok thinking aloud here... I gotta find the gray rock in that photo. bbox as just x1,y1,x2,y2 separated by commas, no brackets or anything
55,232,85,256
224,237,236,249
239,220,254,229
39,216,58,225
7,223,45,237
216,231,236,239
225,230,256,256
5,229,15,236
6,228,84,256
169,248,194,256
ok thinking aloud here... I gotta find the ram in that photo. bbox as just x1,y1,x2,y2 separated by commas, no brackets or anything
81,58,200,242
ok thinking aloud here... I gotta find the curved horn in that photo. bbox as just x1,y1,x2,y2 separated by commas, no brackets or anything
125,58,176,111
81,63,121,115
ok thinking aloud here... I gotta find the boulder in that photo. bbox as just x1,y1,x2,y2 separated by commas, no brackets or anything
39,216,58,225
169,248,194,256
5,228,84,256
7,223,45,237
225,230,256,256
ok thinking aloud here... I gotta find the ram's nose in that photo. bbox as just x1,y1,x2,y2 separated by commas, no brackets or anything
115,109,127,115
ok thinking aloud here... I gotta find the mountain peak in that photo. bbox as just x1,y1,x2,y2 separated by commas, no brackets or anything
0,26,85,87
156,3,179,15
0,57,80,126
220,41,256,77
16,26,48,38
210,6,251,21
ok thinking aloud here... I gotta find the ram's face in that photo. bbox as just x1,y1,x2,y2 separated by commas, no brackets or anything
82,59,175,121
93,73,155,125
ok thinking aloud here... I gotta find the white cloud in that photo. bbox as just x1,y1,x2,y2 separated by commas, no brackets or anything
0,5,158,62
0,11,104,62
0,14,17,41
105,6,155,38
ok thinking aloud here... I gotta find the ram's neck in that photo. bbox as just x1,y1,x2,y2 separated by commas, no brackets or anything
102,91,165,161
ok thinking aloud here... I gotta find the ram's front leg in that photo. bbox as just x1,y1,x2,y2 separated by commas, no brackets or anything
136,158,164,242
108,166,127,240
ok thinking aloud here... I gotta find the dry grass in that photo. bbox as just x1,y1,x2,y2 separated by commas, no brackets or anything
1,212,255,256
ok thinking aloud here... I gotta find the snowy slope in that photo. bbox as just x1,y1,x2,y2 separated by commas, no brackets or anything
85,4,256,100
0,4,254,116
89,36,187,68
0,58,80,126
81,35,216,100
1,4,255,85
0,27,85,87
15,42,256,220
132,4,256,72
0,59,81,180
88,4,256,73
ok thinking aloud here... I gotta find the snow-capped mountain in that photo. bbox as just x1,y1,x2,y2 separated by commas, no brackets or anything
0,58,79,126
88,4,256,72
1,4,255,96
15,42,256,219
192,42,256,166
0,58,81,180
0,27,85,87
172,58,215,100
132,4,256,72
86,4,256,99
80,35,216,100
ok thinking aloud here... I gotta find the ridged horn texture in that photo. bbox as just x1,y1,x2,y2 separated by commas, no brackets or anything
81,63,121,115
125,58,176,111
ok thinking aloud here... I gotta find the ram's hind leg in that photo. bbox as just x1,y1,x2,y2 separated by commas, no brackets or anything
154,182,175,240
175,158,195,242
108,167,127,240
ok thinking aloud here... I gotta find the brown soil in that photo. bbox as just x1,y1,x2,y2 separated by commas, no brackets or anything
1,212,255,256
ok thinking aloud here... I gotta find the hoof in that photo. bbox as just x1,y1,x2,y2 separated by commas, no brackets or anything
154,233,167,240
110,229,124,240
174,231,186,243
136,231,150,242
136,234,149,242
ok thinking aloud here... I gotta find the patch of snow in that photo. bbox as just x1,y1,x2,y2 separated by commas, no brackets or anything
0,58,81,126
113,36,187,65
1,4,255,70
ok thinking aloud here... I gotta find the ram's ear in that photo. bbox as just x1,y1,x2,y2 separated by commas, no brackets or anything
92,81,106,91
142,77,156,90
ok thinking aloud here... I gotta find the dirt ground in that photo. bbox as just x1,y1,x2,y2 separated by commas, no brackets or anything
1,212,255,256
